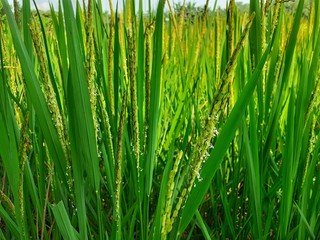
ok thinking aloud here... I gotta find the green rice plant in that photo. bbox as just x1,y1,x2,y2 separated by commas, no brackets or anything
0,0,320,239
107,0,115,117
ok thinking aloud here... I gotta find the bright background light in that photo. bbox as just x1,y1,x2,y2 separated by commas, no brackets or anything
6,0,250,11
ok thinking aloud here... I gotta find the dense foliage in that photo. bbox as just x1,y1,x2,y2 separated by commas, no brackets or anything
0,0,319,239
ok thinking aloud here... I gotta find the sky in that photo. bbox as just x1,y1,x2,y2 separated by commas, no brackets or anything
6,0,250,11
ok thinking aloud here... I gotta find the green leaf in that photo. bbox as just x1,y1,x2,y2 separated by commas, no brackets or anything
145,0,164,195
51,202,79,240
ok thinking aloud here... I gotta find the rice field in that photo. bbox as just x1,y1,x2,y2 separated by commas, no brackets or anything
0,0,319,239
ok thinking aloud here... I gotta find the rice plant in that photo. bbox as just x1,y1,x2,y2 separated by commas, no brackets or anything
0,0,319,239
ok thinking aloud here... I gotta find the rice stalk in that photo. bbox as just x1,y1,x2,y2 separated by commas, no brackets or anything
227,0,234,59
8,58,23,128
265,0,272,14
99,91,115,166
201,0,210,23
161,150,183,239
40,160,53,240
82,0,87,23
29,18,66,155
190,0,210,79
128,18,141,189
85,0,98,138
215,13,221,86
260,0,267,126
210,13,256,115
108,0,115,116
177,0,186,42
29,17,72,193
272,0,281,35
166,0,178,34
18,111,30,238
115,91,127,237
13,0,20,29
261,0,266,51
227,0,235,106
119,15,129,86
143,23,153,154
0,190,15,217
